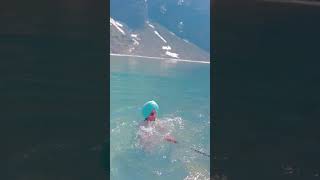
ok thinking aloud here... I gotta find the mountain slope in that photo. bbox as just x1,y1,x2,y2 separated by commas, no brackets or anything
110,0,210,52
110,18,210,61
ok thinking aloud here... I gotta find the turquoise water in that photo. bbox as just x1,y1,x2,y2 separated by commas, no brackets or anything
110,56,210,180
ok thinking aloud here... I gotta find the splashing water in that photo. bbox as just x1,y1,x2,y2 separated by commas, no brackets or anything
134,116,184,153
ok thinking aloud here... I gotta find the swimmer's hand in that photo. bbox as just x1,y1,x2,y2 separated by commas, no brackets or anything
164,134,177,144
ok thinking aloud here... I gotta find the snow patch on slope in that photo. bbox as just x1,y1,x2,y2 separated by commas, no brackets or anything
183,39,190,43
162,46,172,50
131,34,141,41
165,51,179,58
132,39,140,46
128,33,141,53
169,31,175,36
115,21,123,27
131,34,138,38
148,23,155,29
154,31,167,43
110,18,126,35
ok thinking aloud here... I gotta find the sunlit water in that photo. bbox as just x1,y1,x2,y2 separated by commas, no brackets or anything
110,56,210,180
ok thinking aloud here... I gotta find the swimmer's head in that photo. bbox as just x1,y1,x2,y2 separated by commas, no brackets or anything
142,100,159,121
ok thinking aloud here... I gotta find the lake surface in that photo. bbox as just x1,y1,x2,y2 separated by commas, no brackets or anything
110,55,210,180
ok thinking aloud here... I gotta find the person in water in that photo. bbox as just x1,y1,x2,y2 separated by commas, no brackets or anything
139,101,211,157
139,100,177,145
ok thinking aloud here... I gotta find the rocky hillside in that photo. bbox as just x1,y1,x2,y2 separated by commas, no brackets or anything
110,17,210,61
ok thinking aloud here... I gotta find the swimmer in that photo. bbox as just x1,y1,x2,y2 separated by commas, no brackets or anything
137,100,210,157
138,100,177,145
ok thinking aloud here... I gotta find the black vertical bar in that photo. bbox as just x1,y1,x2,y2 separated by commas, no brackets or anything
3,0,108,179
105,0,110,178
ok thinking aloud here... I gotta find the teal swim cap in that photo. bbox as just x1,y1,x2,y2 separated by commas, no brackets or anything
142,100,159,119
